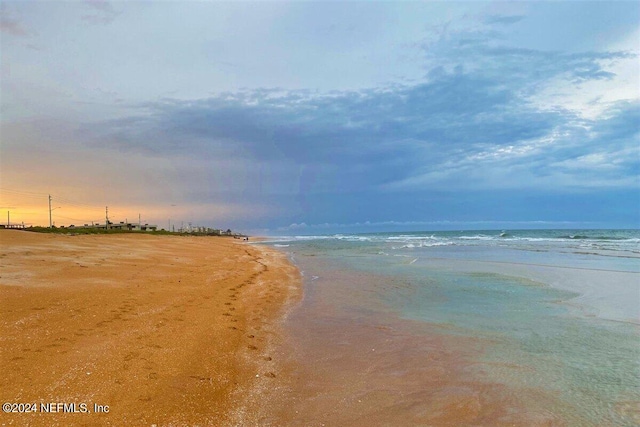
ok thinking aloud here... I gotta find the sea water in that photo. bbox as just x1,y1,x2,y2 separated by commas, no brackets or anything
262,230,640,426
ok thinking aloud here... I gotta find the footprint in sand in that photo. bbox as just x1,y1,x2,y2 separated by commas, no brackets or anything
124,351,140,361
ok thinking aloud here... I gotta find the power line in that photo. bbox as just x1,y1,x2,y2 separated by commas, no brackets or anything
0,187,49,197
0,189,105,212
53,196,104,211
1,189,164,228
0,192,46,203
53,214,101,223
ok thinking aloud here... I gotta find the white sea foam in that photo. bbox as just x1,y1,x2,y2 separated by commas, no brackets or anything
397,241,455,249
459,235,494,240
267,230,640,261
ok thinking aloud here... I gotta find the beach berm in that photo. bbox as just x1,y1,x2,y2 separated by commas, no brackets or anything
0,230,300,426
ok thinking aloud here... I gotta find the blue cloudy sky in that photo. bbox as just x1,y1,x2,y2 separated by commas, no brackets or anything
1,1,638,234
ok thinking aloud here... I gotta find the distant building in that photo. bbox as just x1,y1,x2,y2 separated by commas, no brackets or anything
0,224,25,229
66,222,158,231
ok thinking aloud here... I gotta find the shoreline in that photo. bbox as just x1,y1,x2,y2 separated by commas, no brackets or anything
0,230,301,426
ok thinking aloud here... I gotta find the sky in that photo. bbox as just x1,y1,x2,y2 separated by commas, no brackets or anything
1,1,638,234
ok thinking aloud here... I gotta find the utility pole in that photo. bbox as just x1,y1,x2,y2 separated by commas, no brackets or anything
7,210,9,227
105,206,109,230
48,195,52,228
138,213,141,229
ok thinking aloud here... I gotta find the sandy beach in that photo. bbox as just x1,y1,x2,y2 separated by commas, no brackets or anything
0,230,301,426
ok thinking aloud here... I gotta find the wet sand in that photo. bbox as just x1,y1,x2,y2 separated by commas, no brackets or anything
264,256,590,427
0,230,301,426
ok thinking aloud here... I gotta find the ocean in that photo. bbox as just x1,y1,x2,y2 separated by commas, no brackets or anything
260,229,639,426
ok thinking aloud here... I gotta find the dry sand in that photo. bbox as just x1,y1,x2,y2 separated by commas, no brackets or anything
0,230,301,426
